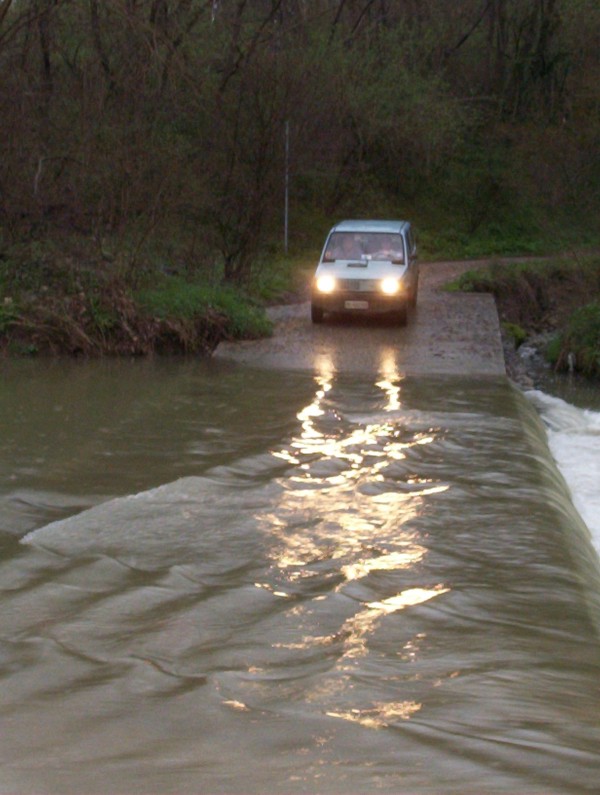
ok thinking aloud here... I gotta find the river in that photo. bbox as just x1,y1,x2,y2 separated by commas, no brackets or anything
1,357,600,794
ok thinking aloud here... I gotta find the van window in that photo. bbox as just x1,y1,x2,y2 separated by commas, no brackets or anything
325,232,404,262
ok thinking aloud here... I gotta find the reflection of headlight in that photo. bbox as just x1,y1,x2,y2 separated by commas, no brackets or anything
316,275,337,294
380,277,401,295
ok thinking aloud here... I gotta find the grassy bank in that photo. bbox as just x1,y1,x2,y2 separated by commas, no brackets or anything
448,255,600,379
0,245,275,357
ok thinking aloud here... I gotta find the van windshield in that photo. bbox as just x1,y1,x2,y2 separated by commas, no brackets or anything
324,232,404,262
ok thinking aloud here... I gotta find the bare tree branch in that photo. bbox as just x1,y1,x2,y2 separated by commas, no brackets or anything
445,0,493,59
0,0,13,29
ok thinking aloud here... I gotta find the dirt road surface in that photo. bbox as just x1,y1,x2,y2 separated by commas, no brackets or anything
215,261,505,377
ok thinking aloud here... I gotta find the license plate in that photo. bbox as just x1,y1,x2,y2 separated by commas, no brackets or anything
345,300,369,310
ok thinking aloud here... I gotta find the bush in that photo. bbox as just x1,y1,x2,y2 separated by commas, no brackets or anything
502,322,528,348
554,303,600,378
545,334,562,366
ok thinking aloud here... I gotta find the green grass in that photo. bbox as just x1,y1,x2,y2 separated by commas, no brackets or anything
135,276,273,339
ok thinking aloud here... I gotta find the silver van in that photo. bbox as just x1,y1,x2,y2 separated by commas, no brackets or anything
311,219,418,325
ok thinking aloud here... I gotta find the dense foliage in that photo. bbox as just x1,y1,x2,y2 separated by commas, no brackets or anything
1,1,599,355
2,2,600,268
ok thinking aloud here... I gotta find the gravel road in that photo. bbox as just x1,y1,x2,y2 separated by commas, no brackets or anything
215,261,506,377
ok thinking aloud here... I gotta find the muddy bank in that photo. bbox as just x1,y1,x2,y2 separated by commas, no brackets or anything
216,261,507,377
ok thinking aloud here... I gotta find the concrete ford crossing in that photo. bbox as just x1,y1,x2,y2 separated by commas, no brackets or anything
311,219,419,325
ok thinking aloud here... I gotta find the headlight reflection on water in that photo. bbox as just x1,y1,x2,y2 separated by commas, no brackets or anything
266,353,449,578
254,355,450,727
326,700,422,729
377,348,402,411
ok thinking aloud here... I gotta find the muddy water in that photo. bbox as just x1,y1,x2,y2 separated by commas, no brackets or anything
1,359,600,794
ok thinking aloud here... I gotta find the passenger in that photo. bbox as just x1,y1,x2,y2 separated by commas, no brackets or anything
328,234,359,260
369,235,391,257
370,234,403,261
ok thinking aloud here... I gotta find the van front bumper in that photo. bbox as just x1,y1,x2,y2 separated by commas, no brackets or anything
310,291,407,315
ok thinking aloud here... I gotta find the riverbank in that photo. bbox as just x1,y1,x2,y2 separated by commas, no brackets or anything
0,272,271,357
2,255,597,392
445,254,600,382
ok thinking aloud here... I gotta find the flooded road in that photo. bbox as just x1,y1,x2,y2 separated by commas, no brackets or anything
2,358,600,794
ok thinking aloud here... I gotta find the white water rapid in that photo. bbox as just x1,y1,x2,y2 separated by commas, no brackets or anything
527,390,600,559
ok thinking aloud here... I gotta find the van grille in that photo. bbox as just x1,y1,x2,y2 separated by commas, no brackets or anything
338,279,378,292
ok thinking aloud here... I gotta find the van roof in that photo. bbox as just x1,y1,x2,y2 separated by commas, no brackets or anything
331,219,410,235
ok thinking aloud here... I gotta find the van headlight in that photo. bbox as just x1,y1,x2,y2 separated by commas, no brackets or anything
380,277,401,296
315,275,337,294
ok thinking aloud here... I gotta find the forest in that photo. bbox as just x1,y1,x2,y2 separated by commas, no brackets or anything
1,0,599,357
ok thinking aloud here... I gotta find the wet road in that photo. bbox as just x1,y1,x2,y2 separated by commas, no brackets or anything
215,261,505,376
